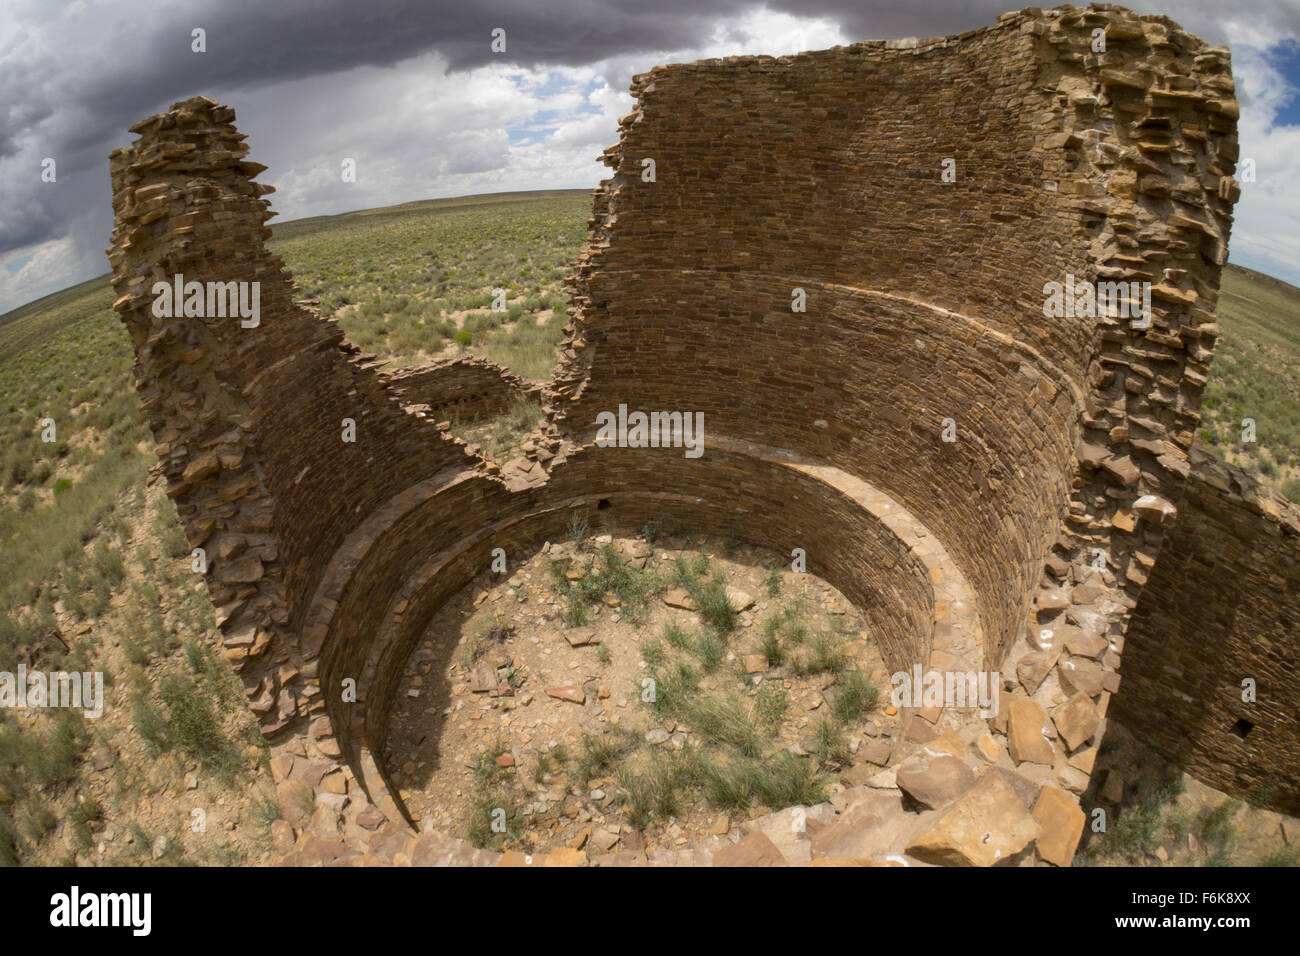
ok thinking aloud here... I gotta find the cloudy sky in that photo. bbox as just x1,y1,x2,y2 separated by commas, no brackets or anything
2,0,1298,314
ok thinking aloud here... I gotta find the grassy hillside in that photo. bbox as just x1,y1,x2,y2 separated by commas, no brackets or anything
0,188,1295,865
1198,265,1300,499
271,189,588,377
0,189,590,865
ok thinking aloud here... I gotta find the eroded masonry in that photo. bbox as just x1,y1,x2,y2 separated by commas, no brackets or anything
106,4,1298,866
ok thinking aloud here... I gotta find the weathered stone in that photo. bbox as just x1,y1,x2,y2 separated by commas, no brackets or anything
1052,692,1101,751
1132,494,1177,525
564,627,600,647
1032,786,1086,866
663,587,696,611
726,586,755,611
276,779,315,829
1058,657,1105,698
859,739,893,766
1007,699,1055,766
545,685,585,704
897,755,976,810
1099,769,1125,804
1016,650,1057,694
713,830,786,867
1063,631,1109,659
906,771,1040,866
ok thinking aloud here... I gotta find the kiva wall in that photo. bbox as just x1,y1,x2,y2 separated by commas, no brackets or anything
1118,448,1300,814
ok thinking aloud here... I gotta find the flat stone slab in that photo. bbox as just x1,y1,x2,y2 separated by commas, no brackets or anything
906,770,1040,867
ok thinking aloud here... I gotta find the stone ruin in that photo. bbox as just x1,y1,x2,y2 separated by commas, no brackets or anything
105,4,1298,866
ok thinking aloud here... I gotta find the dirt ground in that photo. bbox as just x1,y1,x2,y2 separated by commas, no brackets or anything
383,530,894,855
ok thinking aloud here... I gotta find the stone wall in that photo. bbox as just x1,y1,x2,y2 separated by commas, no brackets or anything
105,99,483,754
548,5,1240,703
1116,447,1300,813
384,356,542,423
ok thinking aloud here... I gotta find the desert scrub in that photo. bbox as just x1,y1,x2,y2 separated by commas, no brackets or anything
549,542,663,625
466,740,526,850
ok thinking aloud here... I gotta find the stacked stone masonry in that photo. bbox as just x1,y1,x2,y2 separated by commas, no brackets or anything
383,356,543,424
104,4,1296,866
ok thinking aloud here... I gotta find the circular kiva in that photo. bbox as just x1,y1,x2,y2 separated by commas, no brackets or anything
308,436,982,828
105,7,1300,867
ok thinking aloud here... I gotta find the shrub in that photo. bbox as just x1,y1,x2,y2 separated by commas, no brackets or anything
694,629,727,671
764,566,782,597
832,670,879,723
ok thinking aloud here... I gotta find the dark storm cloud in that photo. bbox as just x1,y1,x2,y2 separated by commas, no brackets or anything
2,0,1297,307
7,0,745,187
11,0,1274,203
3,0,757,257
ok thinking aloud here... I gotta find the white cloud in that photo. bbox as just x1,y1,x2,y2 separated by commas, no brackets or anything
1,2,1297,312
0,235,96,312
1223,43,1300,284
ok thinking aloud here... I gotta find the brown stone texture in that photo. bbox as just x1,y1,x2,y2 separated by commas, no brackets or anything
1008,698,1056,765
1116,448,1300,814
384,356,542,423
98,4,1281,865
907,770,1041,866
1033,785,1087,866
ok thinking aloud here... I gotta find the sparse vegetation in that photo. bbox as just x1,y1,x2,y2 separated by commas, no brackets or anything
3,183,1296,867
549,541,664,626
1197,266,1300,500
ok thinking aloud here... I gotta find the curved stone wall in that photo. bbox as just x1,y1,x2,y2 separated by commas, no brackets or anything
551,271,1080,669
547,4,1240,685
318,444,937,824
383,356,542,422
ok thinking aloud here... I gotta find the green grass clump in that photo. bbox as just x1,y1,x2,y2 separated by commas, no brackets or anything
694,629,727,671
764,566,782,597
1079,775,1186,864
618,751,691,829
549,542,663,626
792,630,848,676
663,622,692,650
758,620,786,667
755,682,788,731
466,740,526,850
692,750,825,813
158,673,243,781
0,707,93,864
575,730,632,784
832,670,879,724
566,513,588,547
671,554,736,632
